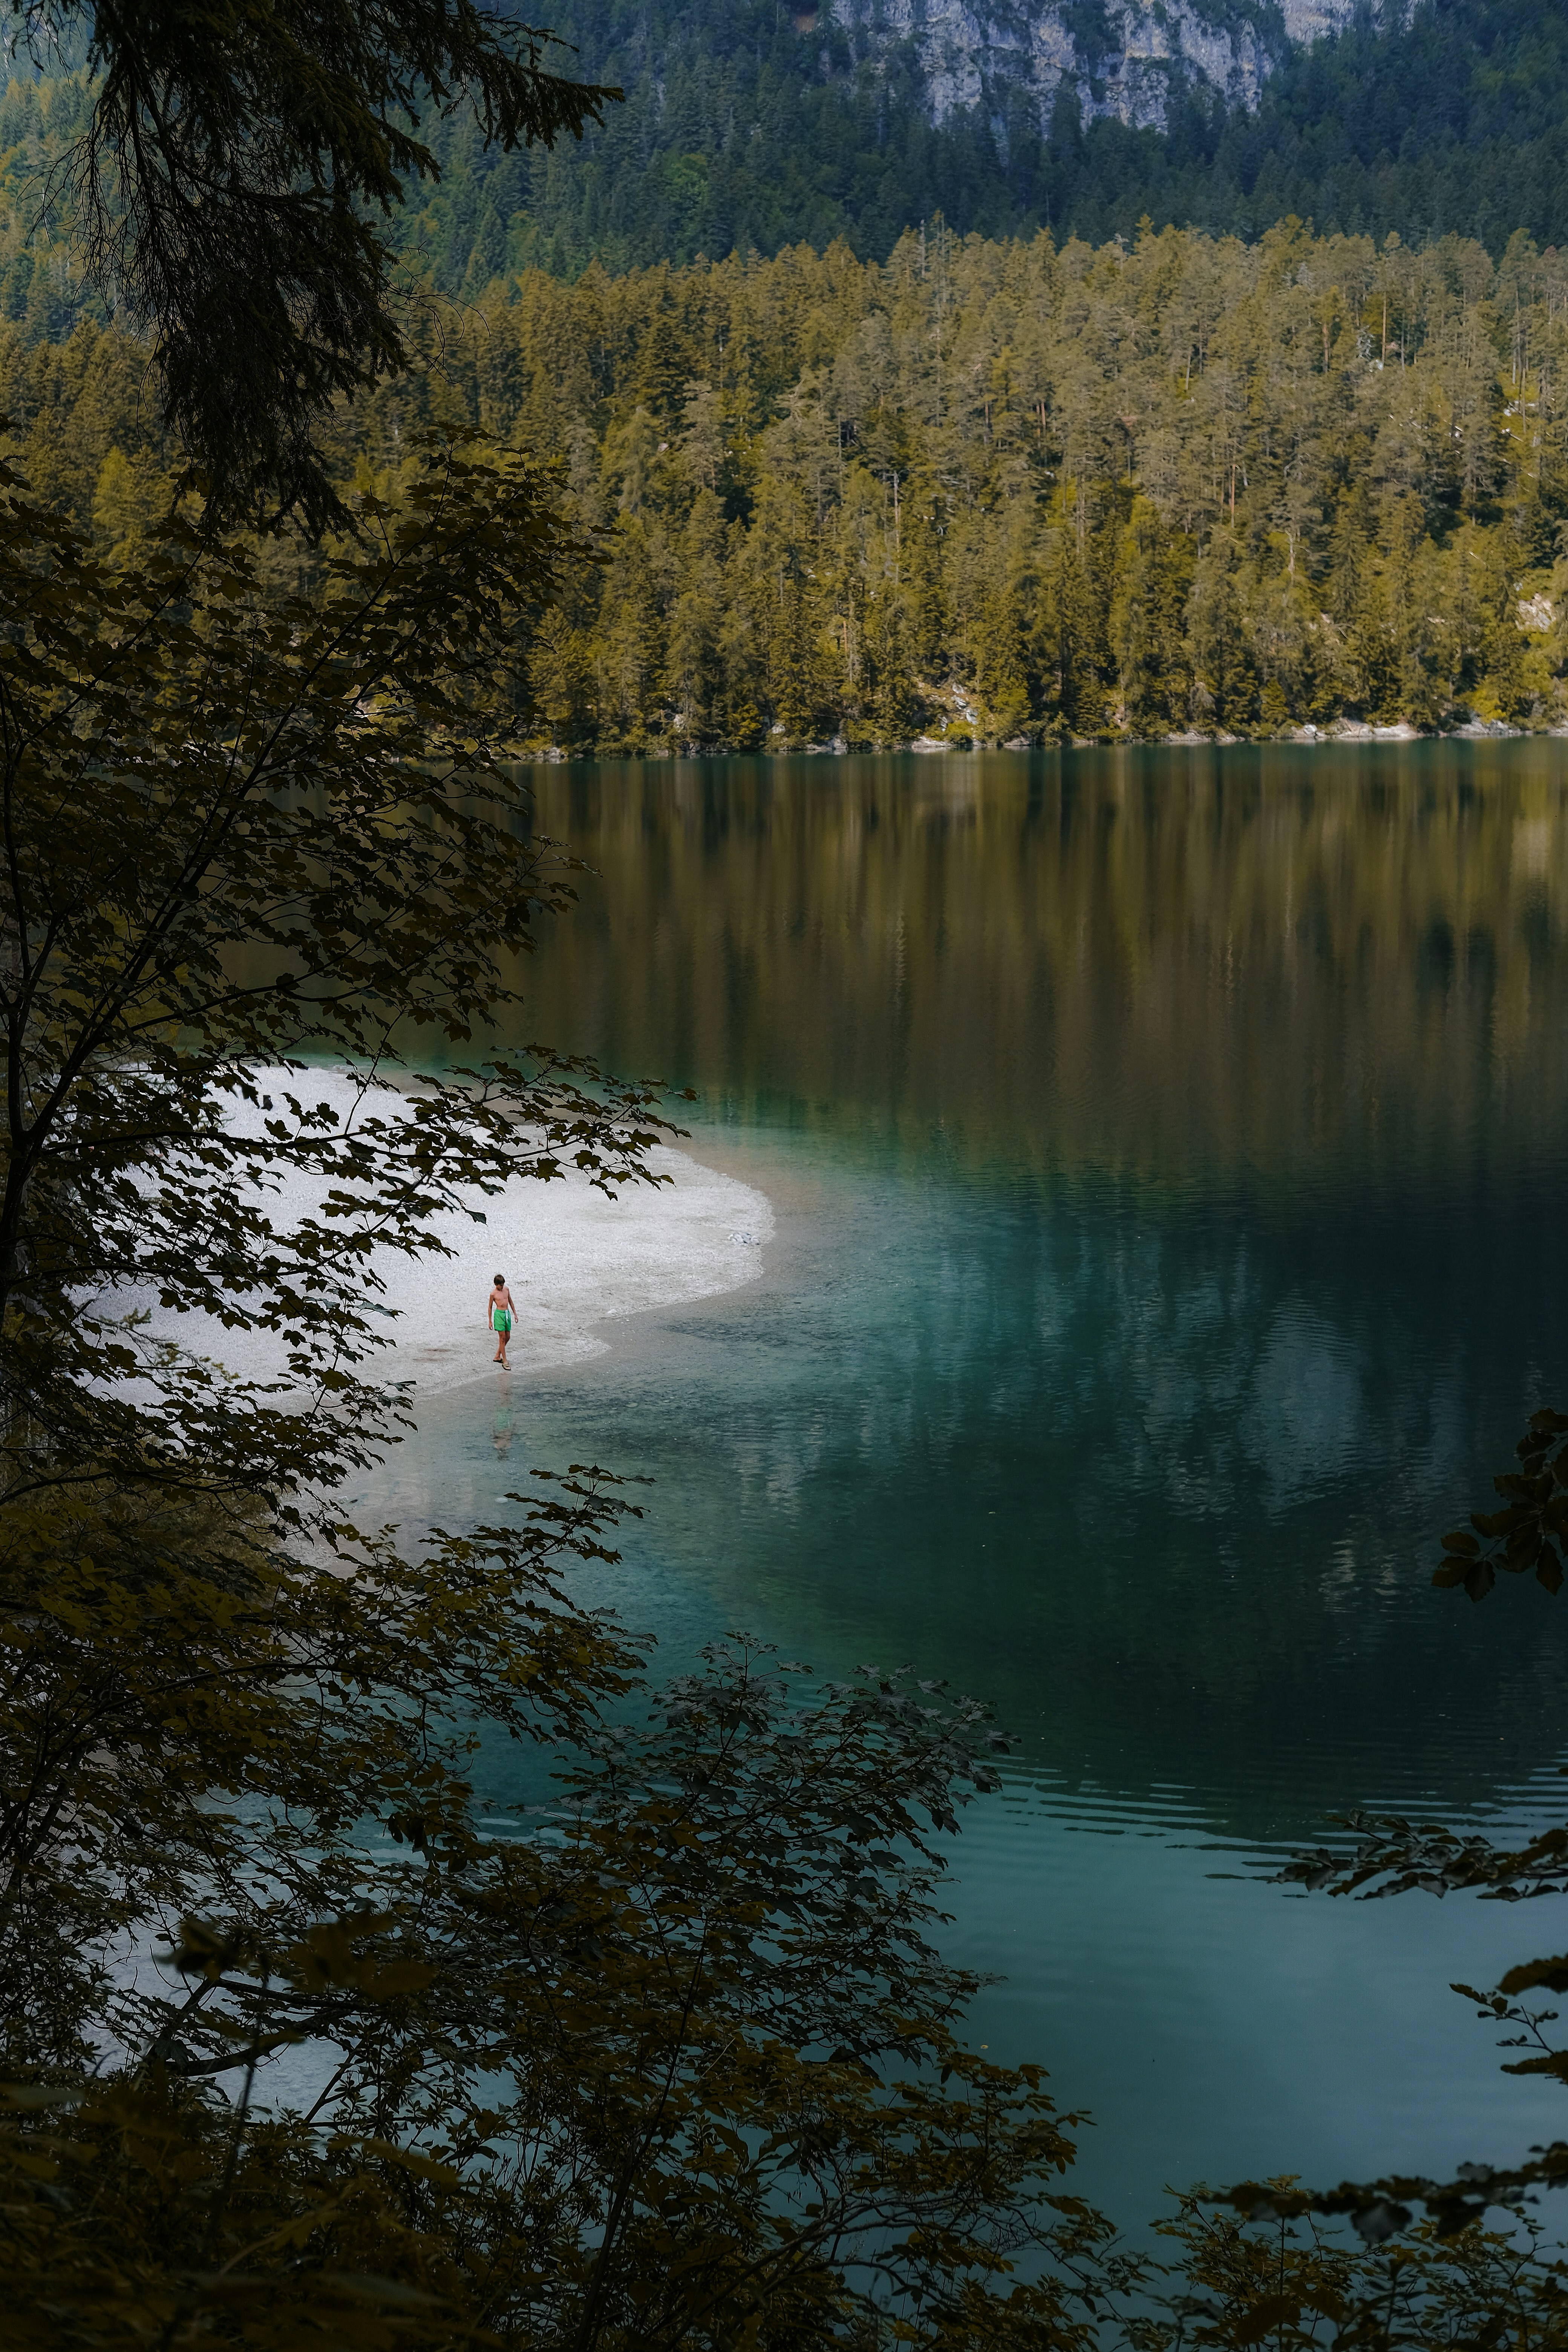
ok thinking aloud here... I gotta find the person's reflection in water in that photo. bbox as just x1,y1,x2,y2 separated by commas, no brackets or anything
492,1407,514,1463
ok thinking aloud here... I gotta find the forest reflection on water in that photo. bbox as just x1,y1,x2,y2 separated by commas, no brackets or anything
452,743,1568,1826
391,740,1568,2211
509,738,1568,1198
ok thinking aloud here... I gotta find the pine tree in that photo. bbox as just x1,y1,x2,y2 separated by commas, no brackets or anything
1111,498,1196,735
1186,542,1257,734
90,445,166,560
663,487,728,742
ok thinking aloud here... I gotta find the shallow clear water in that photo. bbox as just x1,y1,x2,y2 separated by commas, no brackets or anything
374,742,1568,2223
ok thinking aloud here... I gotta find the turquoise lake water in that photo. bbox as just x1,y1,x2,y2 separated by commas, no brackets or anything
379,743,1568,2227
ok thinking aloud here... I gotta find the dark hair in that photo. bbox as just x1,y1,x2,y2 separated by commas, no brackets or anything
493,1272,504,1285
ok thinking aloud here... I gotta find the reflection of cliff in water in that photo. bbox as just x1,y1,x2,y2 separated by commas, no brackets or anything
510,739,1568,1196
459,740,1568,1840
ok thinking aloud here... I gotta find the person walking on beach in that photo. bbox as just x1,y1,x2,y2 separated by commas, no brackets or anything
488,1273,518,1367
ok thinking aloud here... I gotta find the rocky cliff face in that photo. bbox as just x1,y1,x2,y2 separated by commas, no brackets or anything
831,0,1363,129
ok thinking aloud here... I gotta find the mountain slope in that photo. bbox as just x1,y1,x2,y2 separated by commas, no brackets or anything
824,0,1348,132
375,0,1568,282
2,0,1567,325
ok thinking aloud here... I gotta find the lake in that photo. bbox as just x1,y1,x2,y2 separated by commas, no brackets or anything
379,741,1568,2227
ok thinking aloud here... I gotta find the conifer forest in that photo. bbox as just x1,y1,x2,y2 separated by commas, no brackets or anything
18,219,1568,750
20,3,1568,2344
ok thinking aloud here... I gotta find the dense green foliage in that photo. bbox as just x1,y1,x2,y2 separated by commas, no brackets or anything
0,3,617,523
14,0,1568,292
388,0,1568,273
12,3,1568,521
12,220,1568,746
381,0,1568,278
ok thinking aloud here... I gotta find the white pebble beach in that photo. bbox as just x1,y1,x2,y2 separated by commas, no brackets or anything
96,1067,774,1402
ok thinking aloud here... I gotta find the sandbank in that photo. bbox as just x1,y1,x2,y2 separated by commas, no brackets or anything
100,1067,774,1402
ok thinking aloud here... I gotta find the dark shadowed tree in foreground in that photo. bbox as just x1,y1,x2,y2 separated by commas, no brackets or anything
18,0,620,523
0,429,672,1511
0,441,1119,2349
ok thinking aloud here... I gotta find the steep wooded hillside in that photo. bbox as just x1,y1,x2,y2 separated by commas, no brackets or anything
359,0,1568,273
2,1,1568,307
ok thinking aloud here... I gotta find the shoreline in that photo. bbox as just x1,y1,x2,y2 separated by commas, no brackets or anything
106,1069,777,1406
404,1139,776,1400
504,716,1553,763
